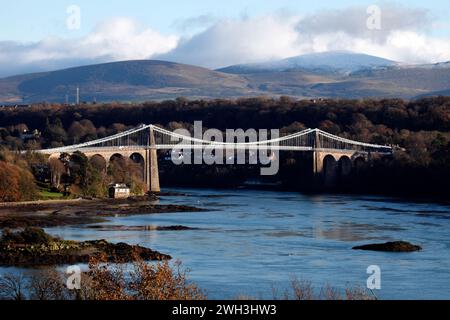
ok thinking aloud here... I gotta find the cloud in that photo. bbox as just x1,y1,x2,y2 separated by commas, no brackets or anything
0,18,178,77
161,14,303,68
161,3,450,68
296,4,432,44
1,4,450,77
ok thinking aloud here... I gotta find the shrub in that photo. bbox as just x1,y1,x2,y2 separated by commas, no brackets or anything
0,255,206,300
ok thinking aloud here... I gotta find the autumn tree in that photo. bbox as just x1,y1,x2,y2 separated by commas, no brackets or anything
0,160,37,202
0,161,20,202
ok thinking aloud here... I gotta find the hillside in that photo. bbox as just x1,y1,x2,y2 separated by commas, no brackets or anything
0,60,253,103
218,51,398,74
0,54,449,103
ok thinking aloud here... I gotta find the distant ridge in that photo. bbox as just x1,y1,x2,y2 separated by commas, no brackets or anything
0,53,449,104
217,51,398,74
0,60,252,103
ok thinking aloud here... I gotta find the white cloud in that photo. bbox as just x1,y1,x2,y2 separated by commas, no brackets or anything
1,4,450,77
161,14,302,68
162,4,450,68
296,4,432,44
77,18,178,60
0,18,178,77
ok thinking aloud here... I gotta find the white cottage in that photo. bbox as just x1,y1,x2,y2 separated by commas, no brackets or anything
109,184,130,199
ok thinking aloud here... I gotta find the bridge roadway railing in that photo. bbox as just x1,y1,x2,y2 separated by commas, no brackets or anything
37,145,393,155
36,125,393,155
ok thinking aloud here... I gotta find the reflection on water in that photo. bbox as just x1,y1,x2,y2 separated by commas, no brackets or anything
2,188,450,299
314,222,407,242
264,231,306,238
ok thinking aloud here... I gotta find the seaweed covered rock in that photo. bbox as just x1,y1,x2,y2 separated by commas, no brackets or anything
0,228,171,267
1,227,55,245
353,241,422,252
85,240,171,262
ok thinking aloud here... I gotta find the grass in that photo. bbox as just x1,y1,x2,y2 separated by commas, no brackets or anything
36,182,68,201
38,190,65,200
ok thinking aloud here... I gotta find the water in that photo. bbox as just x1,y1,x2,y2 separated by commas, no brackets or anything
2,188,450,299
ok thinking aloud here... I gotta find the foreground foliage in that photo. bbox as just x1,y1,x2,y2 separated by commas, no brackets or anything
0,255,205,300
270,277,375,300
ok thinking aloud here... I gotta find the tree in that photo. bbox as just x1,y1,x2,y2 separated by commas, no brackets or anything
108,157,146,195
83,162,108,197
17,165,38,201
42,118,67,148
69,151,89,188
0,160,37,202
0,274,27,300
68,121,85,144
49,158,66,189
0,161,20,202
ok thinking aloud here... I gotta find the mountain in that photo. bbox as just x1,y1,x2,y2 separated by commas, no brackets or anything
0,60,253,103
0,54,449,104
219,52,450,99
238,65,450,99
218,51,398,75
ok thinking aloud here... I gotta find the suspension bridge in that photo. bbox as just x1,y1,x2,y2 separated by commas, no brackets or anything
38,124,393,192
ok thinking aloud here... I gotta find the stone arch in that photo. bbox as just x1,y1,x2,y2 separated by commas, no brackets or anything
109,153,124,163
130,152,146,181
323,154,337,187
108,153,127,184
338,156,352,177
89,154,107,172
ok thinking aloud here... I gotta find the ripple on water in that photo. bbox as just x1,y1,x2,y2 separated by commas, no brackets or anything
4,188,450,300
264,231,306,238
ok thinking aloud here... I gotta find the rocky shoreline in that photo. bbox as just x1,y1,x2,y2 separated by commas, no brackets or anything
0,195,206,267
0,228,171,267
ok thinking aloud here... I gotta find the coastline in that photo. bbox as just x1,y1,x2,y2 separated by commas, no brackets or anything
0,195,206,267
0,195,207,229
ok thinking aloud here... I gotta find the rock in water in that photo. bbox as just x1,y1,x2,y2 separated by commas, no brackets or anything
0,228,171,266
353,241,422,252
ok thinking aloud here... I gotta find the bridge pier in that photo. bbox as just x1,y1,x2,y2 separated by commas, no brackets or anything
146,126,160,193
312,151,323,175
145,148,160,193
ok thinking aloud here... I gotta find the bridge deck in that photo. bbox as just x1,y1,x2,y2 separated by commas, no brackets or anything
37,126,393,155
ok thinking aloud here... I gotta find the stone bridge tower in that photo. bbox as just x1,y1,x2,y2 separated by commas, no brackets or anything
146,125,160,193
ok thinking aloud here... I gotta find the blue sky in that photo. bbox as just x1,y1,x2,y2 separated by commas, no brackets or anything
2,0,449,41
0,0,449,76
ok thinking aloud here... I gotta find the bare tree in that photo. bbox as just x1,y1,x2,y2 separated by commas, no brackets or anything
0,273,27,300
27,269,68,300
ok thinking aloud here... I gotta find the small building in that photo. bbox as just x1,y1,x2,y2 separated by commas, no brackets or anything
108,184,130,199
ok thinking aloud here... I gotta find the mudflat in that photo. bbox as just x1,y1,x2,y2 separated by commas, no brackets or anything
0,196,207,229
